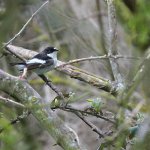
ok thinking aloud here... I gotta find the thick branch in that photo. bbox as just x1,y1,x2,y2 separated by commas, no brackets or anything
0,69,81,150
6,44,116,95
106,0,124,88
96,0,115,81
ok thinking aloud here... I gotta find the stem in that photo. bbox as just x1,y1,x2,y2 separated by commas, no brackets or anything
3,0,49,48
0,96,25,108
106,0,124,89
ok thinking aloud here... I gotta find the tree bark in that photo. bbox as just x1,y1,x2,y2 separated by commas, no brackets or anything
0,69,81,150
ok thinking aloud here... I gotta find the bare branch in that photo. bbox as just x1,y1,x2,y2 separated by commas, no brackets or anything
96,0,115,80
0,96,25,108
6,45,37,59
39,74,66,106
52,105,116,124
75,111,104,138
124,49,150,101
106,0,124,88
3,0,49,48
56,55,141,68
56,55,107,68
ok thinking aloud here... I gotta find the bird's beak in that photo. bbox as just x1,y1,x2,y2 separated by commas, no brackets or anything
54,48,59,51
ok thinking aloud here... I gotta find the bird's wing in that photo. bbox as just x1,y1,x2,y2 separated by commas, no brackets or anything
32,52,45,59
32,53,40,58
26,58,54,71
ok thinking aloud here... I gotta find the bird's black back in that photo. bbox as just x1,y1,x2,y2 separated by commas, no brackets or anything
32,47,58,60
32,53,51,60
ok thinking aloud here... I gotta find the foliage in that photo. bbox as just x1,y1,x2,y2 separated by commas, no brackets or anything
116,0,150,51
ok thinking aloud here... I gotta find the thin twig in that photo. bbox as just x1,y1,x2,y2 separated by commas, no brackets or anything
123,49,150,102
51,106,105,137
53,105,116,124
56,55,141,68
52,105,110,138
3,0,49,48
55,55,106,68
0,96,25,108
0,111,30,133
39,74,66,106
74,111,104,138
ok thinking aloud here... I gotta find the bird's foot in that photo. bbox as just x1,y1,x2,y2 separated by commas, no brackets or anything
19,68,27,80
19,75,26,80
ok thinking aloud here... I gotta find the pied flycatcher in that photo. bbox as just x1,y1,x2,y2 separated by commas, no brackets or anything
11,47,59,78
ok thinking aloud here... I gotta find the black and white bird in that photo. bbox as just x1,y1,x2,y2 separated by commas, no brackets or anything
11,47,59,79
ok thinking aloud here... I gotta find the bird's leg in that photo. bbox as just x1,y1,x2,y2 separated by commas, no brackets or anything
19,67,27,79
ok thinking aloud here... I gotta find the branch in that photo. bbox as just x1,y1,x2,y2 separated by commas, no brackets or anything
56,55,141,68
52,106,116,138
124,48,150,101
52,106,115,124
39,74,66,106
0,69,81,150
106,0,124,89
0,111,30,133
96,0,115,80
3,0,49,48
74,111,104,138
0,96,25,108
5,44,116,95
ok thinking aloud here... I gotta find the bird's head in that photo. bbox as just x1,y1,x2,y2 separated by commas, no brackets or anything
43,47,59,54
43,47,59,59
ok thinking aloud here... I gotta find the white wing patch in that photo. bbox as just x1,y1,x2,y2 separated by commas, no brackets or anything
26,58,46,64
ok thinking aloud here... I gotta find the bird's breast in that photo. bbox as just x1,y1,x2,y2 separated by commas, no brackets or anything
33,64,55,75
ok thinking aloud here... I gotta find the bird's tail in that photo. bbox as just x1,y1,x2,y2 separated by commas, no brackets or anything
10,62,26,66
10,62,26,71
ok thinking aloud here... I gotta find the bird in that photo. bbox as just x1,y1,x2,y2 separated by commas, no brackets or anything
11,46,59,79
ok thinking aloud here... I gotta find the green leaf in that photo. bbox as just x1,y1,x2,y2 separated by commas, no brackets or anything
87,98,105,113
